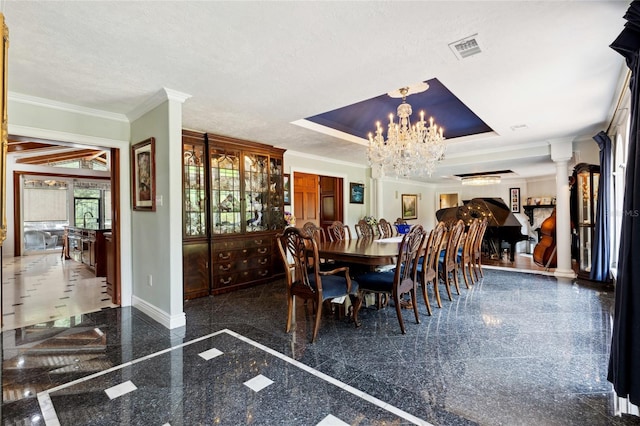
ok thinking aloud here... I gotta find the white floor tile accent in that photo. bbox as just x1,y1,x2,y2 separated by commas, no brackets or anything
316,414,350,426
105,380,137,400
243,374,274,392
199,347,223,361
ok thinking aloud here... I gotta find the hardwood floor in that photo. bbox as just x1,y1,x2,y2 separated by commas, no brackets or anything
481,251,556,276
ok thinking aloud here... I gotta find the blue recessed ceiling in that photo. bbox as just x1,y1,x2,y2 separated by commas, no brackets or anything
305,78,492,141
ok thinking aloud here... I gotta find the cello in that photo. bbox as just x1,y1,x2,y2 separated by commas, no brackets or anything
533,209,557,268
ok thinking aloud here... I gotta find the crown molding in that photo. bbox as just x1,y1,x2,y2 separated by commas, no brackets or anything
284,149,367,169
127,87,192,122
8,124,129,149
8,91,129,122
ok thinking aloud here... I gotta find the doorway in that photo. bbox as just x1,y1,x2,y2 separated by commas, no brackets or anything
4,137,122,329
292,172,343,232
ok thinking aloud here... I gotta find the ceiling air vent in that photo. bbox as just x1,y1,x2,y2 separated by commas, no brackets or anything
449,34,482,60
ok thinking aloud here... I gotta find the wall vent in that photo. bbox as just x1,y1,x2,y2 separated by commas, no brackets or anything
449,34,482,60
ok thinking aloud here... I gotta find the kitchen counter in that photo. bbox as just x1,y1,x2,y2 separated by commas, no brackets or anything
63,227,111,277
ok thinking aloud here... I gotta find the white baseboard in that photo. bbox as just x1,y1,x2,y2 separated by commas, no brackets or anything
132,296,186,329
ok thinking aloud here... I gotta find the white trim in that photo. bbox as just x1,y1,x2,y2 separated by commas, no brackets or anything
164,87,193,104
553,269,577,279
291,118,499,148
8,124,128,148
6,124,133,309
444,140,550,160
132,295,186,329
8,91,129,122
291,119,369,146
285,149,367,169
127,87,191,122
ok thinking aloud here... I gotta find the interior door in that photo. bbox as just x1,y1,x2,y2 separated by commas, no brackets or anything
319,176,343,232
293,172,318,226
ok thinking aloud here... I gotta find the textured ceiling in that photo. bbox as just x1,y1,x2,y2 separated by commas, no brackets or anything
3,1,630,183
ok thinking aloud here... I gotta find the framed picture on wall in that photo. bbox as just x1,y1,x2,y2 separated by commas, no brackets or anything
509,187,520,213
283,174,291,205
350,182,364,204
401,194,418,219
131,137,156,211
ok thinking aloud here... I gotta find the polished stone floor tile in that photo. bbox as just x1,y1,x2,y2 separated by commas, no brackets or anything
3,254,640,425
41,331,426,425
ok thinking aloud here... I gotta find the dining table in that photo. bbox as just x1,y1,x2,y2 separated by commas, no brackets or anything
316,236,403,267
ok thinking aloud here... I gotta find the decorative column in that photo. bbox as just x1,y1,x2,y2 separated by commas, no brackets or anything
550,139,577,278
371,164,383,219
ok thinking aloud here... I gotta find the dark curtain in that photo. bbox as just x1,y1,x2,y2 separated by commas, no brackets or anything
609,0,640,405
590,131,611,282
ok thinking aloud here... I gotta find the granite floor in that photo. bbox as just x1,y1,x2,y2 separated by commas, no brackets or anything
2,257,640,425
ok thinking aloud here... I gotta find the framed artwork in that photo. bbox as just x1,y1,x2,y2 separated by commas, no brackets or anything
401,194,418,220
132,137,156,211
509,187,520,213
350,182,364,204
283,173,290,205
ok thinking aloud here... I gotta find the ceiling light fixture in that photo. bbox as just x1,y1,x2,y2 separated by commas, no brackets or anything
461,175,501,186
368,83,446,178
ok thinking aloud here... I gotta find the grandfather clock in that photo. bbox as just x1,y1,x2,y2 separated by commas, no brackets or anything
570,163,600,279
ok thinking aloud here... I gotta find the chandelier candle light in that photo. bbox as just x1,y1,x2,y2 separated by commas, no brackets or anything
368,84,446,178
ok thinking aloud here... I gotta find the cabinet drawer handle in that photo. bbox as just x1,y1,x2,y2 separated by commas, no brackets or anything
242,249,247,254
259,258,268,265
219,264,231,271
219,253,231,260
257,248,268,254
254,239,263,245
242,259,248,264
258,269,269,277
220,277,232,285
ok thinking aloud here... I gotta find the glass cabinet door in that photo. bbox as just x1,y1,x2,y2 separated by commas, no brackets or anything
244,153,269,232
267,157,284,229
211,150,241,234
183,142,206,238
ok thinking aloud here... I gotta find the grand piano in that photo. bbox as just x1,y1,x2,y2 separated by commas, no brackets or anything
436,197,528,262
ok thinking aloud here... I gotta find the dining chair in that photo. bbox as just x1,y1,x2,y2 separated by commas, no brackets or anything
439,219,465,299
471,218,489,281
377,218,394,238
458,218,480,288
352,225,427,334
302,221,334,269
302,221,327,244
276,227,359,343
355,219,375,238
417,221,446,313
394,218,407,225
327,221,352,242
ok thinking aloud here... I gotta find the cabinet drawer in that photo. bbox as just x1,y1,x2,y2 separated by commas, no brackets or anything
245,237,271,249
214,246,271,261
212,272,240,288
214,255,271,274
212,239,245,251
234,267,272,282
212,269,271,289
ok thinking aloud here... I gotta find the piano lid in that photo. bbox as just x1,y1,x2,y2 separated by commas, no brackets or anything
435,197,521,227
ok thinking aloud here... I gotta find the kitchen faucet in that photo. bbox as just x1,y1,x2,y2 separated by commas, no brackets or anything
83,211,94,228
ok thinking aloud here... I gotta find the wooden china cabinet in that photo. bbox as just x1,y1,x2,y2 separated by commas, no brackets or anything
182,130,286,299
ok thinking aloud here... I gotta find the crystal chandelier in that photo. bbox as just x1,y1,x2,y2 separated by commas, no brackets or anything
368,84,446,178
